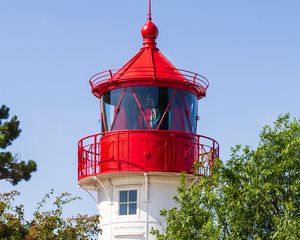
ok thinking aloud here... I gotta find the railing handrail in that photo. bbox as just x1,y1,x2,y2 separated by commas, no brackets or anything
78,130,219,180
78,129,219,148
88,67,209,90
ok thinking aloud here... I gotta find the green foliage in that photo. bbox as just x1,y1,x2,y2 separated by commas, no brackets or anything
0,105,37,185
152,114,300,240
151,175,220,240
0,105,100,239
0,190,100,240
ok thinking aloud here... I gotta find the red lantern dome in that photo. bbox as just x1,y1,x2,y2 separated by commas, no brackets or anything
89,17,208,100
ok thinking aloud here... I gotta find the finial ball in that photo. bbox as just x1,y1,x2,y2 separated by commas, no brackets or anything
141,20,159,39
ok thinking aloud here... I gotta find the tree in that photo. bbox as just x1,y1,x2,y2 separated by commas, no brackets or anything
0,105,37,185
0,190,100,240
152,114,300,239
0,105,100,239
151,176,220,240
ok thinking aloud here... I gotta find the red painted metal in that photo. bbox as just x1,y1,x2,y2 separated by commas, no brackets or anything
89,17,208,100
148,0,152,21
130,87,152,129
180,91,193,132
156,89,177,130
78,130,219,180
110,88,126,131
78,9,219,182
141,20,158,48
100,97,107,132
90,67,208,99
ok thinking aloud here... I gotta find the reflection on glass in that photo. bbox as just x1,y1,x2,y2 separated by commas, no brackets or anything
129,190,137,202
119,190,137,216
119,191,127,203
102,88,124,131
101,86,197,133
119,203,127,215
129,203,137,215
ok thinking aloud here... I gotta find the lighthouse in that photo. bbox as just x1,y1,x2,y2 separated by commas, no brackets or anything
78,2,219,239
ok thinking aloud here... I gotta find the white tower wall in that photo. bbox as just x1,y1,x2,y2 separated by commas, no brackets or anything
91,172,187,240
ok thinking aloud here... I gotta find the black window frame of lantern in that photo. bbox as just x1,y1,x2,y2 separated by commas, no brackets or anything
118,189,138,216
101,86,198,133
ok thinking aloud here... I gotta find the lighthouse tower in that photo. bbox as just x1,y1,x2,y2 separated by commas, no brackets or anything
78,2,219,239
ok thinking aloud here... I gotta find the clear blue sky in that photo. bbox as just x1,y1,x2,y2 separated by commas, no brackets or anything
1,0,300,217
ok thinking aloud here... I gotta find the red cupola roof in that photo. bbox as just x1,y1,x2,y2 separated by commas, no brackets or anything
89,18,209,99
112,20,186,83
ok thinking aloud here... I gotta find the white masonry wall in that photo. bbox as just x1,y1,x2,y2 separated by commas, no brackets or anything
95,173,182,240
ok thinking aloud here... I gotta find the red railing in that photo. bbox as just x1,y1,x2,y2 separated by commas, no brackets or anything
89,67,209,91
78,130,219,180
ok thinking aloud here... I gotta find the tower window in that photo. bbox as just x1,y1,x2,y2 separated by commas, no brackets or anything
119,190,137,215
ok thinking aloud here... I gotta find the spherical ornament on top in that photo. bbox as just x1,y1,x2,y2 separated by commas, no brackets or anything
141,20,159,39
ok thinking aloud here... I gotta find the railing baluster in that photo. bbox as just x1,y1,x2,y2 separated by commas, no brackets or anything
109,70,113,82
78,131,219,179
117,131,119,171
192,73,197,84
94,135,97,175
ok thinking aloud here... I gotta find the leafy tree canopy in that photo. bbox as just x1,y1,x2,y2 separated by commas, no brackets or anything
152,114,300,240
0,105,37,185
0,190,100,240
